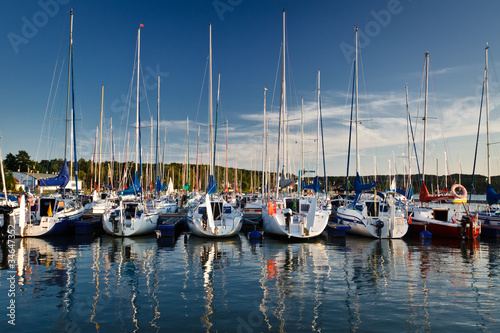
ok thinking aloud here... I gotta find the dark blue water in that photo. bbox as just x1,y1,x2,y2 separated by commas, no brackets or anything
1,232,499,332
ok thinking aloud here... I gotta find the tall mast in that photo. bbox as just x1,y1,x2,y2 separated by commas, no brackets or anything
317,71,320,175
156,76,160,191
275,8,286,197
225,120,229,192
98,85,104,191
300,96,304,194
422,52,429,182
64,9,73,160
110,117,114,189
262,88,267,196
196,126,200,191
135,24,143,172
355,26,360,175
486,44,491,183
209,23,213,176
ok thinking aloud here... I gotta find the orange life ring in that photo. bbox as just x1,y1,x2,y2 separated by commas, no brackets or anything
451,184,467,199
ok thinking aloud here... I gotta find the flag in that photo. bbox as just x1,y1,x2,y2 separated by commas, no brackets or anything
47,203,52,217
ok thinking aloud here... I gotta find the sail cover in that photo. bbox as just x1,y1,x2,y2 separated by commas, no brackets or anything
353,172,376,194
206,175,217,194
303,176,320,193
38,159,70,188
486,184,500,206
118,172,142,196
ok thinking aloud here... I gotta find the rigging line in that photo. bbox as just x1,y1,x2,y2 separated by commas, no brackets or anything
44,58,66,163
357,43,378,175
470,69,486,199
140,62,153,130
195,56,209,126
36,14,69,163
269,44,282,136
414,55,427,148
429,59,454,176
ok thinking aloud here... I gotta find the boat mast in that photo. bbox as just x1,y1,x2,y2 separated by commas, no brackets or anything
422,52,429,182
98,85,104,191
300,96,304,195
225,120,228,192
110,117,114,189
1,138,8,199
209,23,213,177
64,9,73,161
135,24,143,174
262,88,267,197
156,76,160,192
317,71,320,176
355,27,360,175
486,43,491,183
275,8,286,198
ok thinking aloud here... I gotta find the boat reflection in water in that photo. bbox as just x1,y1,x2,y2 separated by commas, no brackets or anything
182,234,243,332
256,237,413,332
0,231,497,332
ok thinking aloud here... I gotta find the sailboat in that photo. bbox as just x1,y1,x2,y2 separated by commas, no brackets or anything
186,24,243,238
470,44,500,237
101,24,159,237
407,52,480,239
10,10,84,237
335,26,408,239
261,9,329,239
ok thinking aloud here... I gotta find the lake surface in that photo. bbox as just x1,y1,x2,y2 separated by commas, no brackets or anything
1,231,499,332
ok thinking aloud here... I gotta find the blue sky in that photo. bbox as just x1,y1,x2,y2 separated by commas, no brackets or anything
1,0,500,178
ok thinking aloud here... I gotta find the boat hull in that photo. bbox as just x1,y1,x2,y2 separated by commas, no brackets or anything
262,198,329,239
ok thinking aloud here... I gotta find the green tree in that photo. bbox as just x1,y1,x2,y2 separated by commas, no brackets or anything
0,171,16,191
3,153,16,171
16,150,32,172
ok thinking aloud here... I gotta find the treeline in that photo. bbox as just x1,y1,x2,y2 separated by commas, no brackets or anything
1,150,498,194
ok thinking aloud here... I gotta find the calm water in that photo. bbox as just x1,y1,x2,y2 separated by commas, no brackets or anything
0,231,499,332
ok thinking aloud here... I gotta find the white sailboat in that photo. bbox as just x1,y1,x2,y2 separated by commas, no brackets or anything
10,10,84,237
336,27,408,239
186,24,243,238
261,9,329,239
101,24,159,237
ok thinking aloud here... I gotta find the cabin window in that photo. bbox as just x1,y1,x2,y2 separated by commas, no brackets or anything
380,204,388,212
300,204,310,213
39,199,56,217
433,209,448,222
367,202,379,217
223,206,231,214
211,202,223,220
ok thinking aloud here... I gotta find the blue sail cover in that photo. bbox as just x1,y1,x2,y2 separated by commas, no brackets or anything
486,184,500,205
353,172,376,194
118,172,142,196
396,185,413,200
38,159,70,188
303,176,320,193
155,176,162,193
206,175,217,194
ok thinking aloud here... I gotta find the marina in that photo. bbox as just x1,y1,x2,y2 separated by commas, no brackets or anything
2,0,500,331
